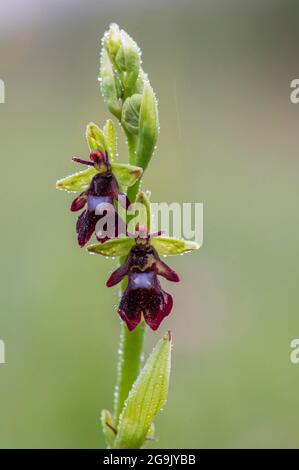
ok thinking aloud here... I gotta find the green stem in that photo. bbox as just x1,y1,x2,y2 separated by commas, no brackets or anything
113,135,144,426
113,320,145,423
125,130,138,166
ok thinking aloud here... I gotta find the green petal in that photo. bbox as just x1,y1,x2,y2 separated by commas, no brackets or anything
114,332,172,449
111,162,143,188
56,167,98,192
151,237,200,255
87,237,134,257
86,122,106,152
103,119,117,162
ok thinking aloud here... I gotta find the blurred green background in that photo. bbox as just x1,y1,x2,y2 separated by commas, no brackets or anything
0,0,299,448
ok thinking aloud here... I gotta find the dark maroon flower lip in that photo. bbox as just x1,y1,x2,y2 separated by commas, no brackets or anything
70,151,127,247
106,232,180,331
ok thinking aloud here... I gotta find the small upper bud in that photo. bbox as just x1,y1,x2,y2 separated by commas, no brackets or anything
103,24,141,97
115,30,140,94
104,23,122,59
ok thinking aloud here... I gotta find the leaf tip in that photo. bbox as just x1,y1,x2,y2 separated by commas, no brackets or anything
164,330,172,343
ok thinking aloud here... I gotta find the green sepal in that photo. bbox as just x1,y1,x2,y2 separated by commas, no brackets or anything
103,119,117,162
111,162,143,188
56,167,98,192
151,237,200,255
101,409,117,449
87,237,134,257
86,122,106,153
114,331,172,449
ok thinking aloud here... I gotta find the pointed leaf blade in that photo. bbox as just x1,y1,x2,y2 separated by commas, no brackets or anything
114,331,172,449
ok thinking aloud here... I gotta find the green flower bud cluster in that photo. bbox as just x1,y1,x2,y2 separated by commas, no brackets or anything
100,23,159,171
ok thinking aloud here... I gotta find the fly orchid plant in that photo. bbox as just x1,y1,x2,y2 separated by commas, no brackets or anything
56,24,199,449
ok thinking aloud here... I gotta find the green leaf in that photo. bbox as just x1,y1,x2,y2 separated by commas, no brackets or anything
136,81,159,170
151,237,200,255
114,331,172,449
101,410,117,449
111,162,143,188
56,167,98,192
87,237,134,257
100,48,122,119
121,94,142,135
103,119,117,162
86,122,106,152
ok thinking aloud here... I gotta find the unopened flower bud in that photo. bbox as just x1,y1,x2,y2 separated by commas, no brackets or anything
100,49,122,119
103,23,121,59
115,30,140,94
121,94,142,135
